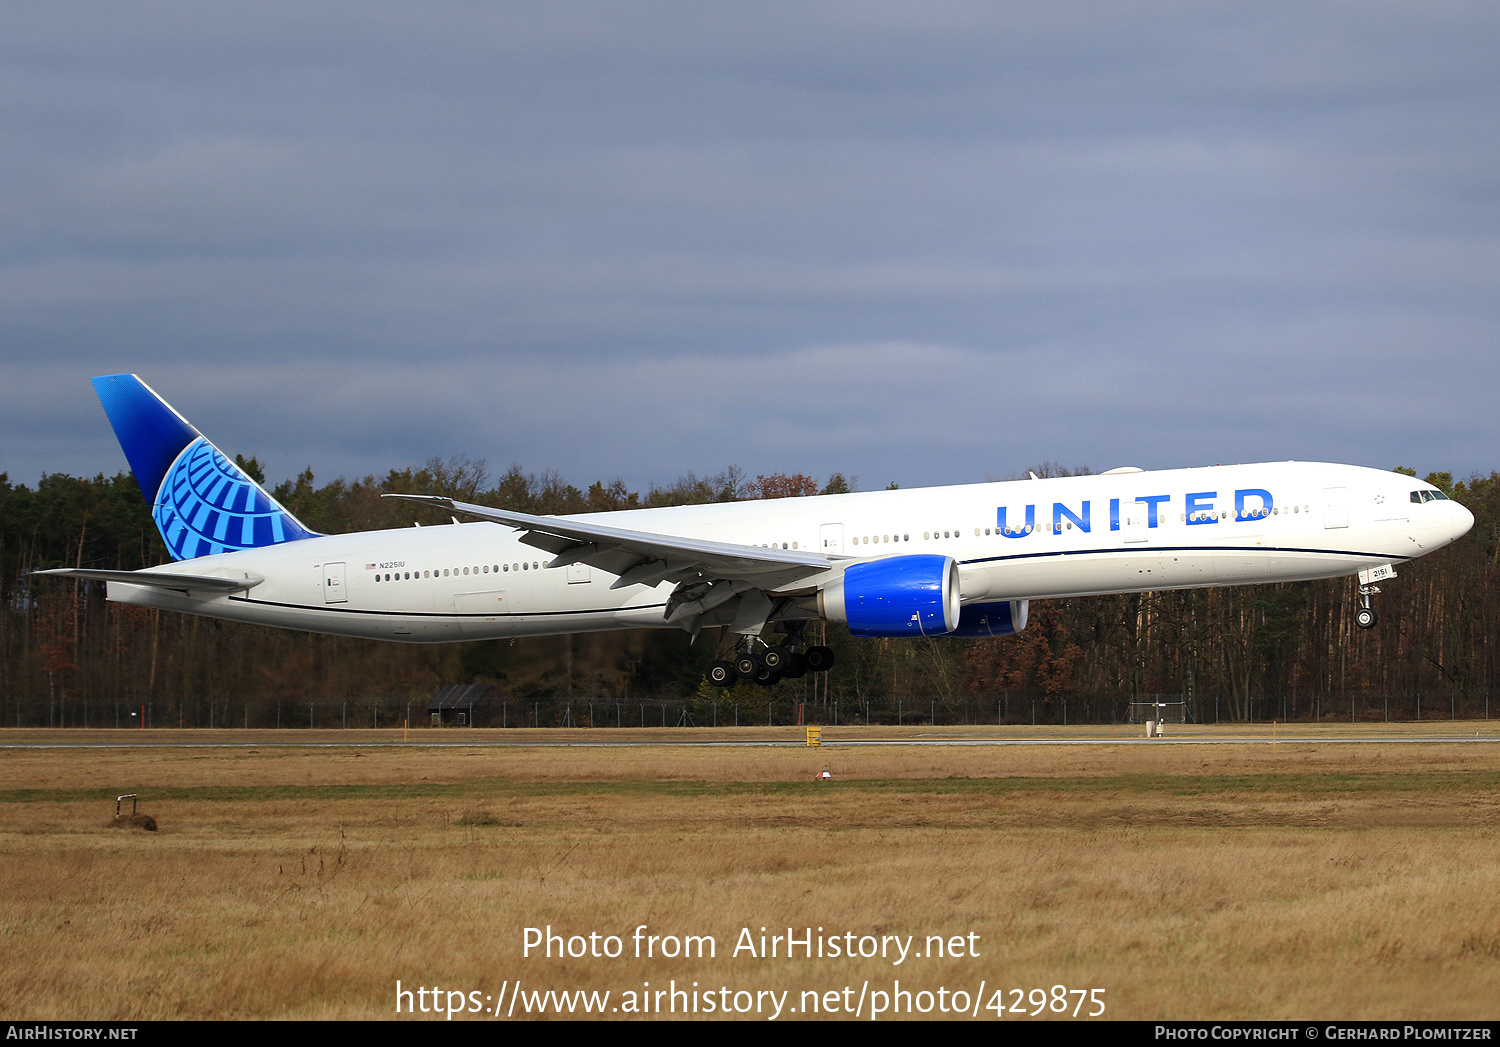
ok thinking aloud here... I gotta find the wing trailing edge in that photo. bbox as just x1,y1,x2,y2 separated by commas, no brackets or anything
384,494,832,584
385,493,837,636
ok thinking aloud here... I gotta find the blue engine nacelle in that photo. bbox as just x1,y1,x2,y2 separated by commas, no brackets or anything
818,555,961,637
946,599,1029,638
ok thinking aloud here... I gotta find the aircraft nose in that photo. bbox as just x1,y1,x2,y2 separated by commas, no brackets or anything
1451,500,1475,542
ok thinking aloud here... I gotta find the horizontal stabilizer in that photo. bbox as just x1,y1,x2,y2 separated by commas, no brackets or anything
35,568,263,594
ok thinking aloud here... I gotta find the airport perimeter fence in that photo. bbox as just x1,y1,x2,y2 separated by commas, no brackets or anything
3,689,1496,730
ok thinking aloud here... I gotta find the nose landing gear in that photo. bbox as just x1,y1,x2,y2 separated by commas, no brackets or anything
1354,564,1395,630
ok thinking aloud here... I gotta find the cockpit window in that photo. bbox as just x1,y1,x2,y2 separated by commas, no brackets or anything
1410,490,1450,503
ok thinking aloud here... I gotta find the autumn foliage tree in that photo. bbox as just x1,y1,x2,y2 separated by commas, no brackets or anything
747,473,820,499
3,461,1498,724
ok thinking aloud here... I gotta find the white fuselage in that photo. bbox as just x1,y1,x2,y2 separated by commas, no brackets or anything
105,461,1472,643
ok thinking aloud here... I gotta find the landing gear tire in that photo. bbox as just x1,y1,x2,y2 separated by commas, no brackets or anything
708,661,735,687
779,652,808,679
754,668,782,687
804,645,836,673
761,645,791,672
734,652,762,680
1355,607,1377,630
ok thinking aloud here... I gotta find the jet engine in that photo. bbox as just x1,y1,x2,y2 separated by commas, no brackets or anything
946,599,1029,638
816,555,961,637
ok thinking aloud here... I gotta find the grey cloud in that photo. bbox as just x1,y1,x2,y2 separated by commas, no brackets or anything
3,2,1498,493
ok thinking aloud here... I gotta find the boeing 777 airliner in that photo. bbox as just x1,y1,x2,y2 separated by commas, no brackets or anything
40,375,1475,687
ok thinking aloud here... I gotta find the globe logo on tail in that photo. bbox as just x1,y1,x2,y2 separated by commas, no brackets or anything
153,437,314,560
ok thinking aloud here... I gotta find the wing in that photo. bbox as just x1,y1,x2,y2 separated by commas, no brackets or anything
385,494,835,633
35,568,263,594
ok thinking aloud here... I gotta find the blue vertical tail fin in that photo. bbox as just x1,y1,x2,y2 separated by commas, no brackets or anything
92,374,319,561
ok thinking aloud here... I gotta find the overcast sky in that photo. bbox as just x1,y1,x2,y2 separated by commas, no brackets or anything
3,2,1496,496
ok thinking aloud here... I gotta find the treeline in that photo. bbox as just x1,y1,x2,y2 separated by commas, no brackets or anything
1,459,1495,725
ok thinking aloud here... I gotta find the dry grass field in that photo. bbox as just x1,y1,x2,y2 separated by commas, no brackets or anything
2,723,1498,1021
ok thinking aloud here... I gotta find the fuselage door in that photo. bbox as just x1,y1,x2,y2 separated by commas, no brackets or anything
322,562,347,603
820,523,844,555
1323,487,1348,529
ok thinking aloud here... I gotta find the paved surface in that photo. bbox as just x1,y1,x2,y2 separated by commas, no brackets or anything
3,735,1498,750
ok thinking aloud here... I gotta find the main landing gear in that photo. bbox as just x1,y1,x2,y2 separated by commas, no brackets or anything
708,626,835,688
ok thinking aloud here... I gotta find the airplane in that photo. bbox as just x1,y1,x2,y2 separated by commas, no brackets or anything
40,374,1475,687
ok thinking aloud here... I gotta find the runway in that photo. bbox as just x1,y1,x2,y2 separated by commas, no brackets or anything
4,733,1499,750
